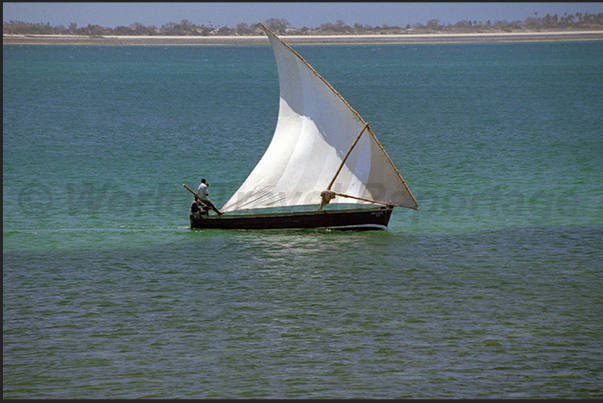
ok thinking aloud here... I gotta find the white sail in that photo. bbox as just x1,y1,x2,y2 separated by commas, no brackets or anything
222,25,418,212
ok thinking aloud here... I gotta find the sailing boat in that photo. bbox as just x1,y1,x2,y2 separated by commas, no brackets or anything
188,24,418,230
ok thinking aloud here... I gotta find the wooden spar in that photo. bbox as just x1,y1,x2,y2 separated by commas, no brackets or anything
332,192,394,206
183,184,201,201
326,122,369,191
320,121,417,210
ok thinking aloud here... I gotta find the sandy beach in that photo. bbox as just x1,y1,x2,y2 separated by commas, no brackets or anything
4,30,603,46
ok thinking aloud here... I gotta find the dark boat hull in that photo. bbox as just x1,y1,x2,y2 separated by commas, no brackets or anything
190,206,393,231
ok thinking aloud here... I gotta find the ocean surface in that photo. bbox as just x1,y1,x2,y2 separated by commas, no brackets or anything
3,41,603,398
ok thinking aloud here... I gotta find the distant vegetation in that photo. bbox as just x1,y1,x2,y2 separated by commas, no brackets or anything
4,14,603,36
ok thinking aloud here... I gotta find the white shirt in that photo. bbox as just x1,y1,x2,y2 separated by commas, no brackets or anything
197,182,209,201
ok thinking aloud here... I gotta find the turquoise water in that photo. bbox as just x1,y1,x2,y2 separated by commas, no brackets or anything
3,42,603,398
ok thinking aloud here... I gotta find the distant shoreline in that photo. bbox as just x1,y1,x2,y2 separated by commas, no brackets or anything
4,30,603,46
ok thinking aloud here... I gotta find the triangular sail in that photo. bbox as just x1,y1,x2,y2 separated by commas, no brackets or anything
222,25,418,212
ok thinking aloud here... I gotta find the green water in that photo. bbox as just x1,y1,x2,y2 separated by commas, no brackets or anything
3,42,603,398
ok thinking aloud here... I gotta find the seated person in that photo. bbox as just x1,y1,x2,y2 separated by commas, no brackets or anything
191,199,209,217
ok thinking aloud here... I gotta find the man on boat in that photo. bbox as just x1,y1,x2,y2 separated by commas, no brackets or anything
197,178,223,215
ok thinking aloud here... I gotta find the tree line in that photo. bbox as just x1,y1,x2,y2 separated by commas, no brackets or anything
4,13,603,37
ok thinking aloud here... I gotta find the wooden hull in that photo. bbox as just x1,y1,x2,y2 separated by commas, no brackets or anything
190,207,393,231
